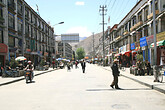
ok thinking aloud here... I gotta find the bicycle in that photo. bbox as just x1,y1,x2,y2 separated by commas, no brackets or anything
157,66,165,83
119,64,126,71
154,65,165,83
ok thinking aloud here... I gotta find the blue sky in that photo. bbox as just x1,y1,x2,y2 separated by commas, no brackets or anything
25,0,138,37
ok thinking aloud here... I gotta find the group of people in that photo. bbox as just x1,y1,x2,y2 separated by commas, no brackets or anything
136,60,151,76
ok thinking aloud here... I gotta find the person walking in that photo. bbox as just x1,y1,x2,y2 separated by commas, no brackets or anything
81,60,86,73
145,60,151,75
110,59,120,89
52,60,55,69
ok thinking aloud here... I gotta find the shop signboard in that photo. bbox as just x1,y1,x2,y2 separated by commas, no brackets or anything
146,35,154,46
131,43,135,50
140,36,147,47
157,31,165,42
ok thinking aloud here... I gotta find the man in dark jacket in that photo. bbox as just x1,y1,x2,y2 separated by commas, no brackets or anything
81,60,86,73
110,59,120,89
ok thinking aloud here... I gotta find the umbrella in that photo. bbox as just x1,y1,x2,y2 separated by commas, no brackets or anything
15,56,27,61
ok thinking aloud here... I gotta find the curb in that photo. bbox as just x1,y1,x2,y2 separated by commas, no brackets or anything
0,69,56,87
102,67,165,94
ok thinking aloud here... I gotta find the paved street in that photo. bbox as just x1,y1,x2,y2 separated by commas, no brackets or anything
0,63,165,110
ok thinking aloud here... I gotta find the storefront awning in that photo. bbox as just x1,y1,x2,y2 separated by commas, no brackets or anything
150,40,165,48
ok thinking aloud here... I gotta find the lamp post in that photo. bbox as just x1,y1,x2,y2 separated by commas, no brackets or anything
53,22,64,59
152,0,158,82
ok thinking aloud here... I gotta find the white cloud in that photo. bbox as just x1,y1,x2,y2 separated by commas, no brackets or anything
66,26,92,37
75,1,85,6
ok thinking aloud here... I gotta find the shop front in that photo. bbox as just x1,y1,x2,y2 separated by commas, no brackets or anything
0,43,8,67
150,31,165,65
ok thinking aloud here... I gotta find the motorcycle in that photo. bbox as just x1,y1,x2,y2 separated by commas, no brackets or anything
25,69,33,83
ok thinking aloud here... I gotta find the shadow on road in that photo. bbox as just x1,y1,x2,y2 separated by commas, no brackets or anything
86,88,152,91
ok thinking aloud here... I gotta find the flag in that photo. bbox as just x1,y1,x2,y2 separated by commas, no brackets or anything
108,16,110,23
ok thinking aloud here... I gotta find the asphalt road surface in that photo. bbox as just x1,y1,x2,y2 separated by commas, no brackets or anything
0,63,165,110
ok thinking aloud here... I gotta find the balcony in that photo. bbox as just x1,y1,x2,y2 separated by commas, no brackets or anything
130,21,143,31
136,21,143,28
123,30,128,35
147,10,159,20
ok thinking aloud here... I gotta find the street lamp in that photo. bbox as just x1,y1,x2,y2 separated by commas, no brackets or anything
53,22,64,26
53,22,64,59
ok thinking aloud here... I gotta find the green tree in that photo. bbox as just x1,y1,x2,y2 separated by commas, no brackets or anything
76,47,85,60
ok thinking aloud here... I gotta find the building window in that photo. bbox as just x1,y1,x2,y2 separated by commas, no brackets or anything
161,16,165,32
8,0,15,10
8,36,15,47
0,7,3,18
0,29,3,43
8,12,15,29
26,38,30,49
144,26,148,36
138,11,142,22
25,22,29,36
17,18,22,34
151,1,158,13
132,16,136,26
25,8,29,20
144,6,148,22
17,0,22,15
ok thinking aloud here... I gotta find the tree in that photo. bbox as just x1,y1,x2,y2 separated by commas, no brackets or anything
76,47,85,60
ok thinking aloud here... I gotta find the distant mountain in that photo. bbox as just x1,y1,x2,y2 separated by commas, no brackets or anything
73,32,103,56
79,37,87,41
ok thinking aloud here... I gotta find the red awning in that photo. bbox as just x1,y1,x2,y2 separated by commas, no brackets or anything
124,50,132,56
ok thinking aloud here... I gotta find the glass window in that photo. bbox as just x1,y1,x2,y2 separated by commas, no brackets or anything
138,11,142,22
8,36,15,47
0,7,3,18
17,1,22,15
0,30,3,43
144,6,148,22
144,26,148,36
132,16,136,26
17,18,22,34
25,22,29,35
8,13,15,29
25,8,29,19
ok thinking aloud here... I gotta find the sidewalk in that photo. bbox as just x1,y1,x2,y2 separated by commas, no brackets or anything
0,68,55,86
101,65,165,94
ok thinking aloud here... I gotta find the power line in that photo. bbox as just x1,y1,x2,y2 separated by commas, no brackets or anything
104,0,108,5
115,0,132,21
107,0,112,7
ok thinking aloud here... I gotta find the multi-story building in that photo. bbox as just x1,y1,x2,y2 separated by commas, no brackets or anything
102,0,165,66
0,0,55,66
58,41,72,60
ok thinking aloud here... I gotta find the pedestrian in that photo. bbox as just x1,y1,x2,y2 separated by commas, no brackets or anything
81,60,86,73
110,59,120,89
145,60,151,75
52,60,55,69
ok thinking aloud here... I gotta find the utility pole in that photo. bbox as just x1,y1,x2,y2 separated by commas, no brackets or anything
93,32,95,59
152,0,158,82
99,5,107,66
